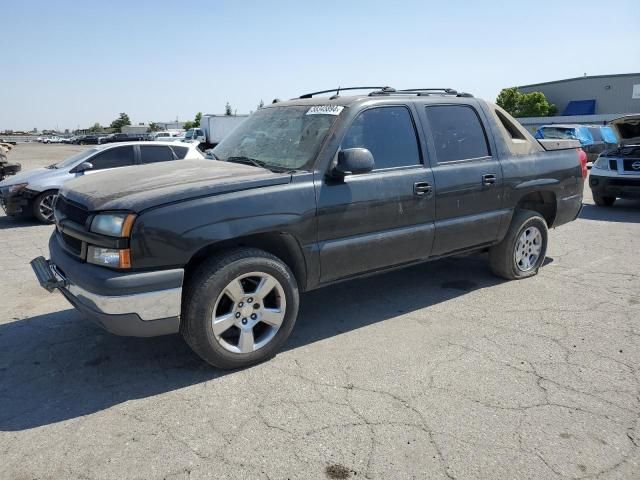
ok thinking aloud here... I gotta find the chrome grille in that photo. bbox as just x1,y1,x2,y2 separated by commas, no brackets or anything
55,195,89,226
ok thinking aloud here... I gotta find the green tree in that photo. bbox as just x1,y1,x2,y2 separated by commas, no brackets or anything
109,112,131,132
496,87,521,116
225,102,232,116
89,122,102,132
148,122,161,132
183,111,203,130
496,88,557,118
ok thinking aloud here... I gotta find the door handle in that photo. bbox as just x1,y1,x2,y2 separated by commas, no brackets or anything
482,174,497,186
414,182,433,197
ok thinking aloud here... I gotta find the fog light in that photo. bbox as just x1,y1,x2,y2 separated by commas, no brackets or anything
87,246,131,268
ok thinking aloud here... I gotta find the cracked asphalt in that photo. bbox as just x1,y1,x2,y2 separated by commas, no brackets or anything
1,144,639,479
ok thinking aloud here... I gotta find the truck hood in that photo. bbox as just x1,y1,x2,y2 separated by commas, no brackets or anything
610,115,640,146
60,160,292,212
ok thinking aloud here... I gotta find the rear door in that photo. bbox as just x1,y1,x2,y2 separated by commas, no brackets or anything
420,103,504,255
316,105,436,283
139,145,177,164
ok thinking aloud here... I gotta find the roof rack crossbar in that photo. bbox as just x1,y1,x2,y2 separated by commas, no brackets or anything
398,88,458,93
298,86,392,99
369,87,474,98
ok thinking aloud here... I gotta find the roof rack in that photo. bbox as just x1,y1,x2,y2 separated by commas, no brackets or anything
298,87,390,99
370,88,474,98
296,86,474,100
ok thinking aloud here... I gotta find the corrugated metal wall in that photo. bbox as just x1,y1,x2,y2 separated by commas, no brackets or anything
518,74,640,115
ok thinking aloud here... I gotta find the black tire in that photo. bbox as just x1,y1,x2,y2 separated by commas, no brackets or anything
32,190,58,224
181,248,299,369
489,210,548,280
593,194,615,207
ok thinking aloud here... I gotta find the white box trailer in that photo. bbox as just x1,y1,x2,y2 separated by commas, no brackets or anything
185,114,249,149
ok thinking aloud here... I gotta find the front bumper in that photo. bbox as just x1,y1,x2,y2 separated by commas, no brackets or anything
589,172,640,199
30,234,183,337
0,188,35,216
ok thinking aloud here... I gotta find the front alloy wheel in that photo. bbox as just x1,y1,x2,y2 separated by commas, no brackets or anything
212,272,286,354
181,248,299,369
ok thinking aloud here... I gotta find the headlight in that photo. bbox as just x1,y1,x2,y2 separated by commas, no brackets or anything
592,156,609,170
7,183,28,194
87,246,131,268
90,212,136,237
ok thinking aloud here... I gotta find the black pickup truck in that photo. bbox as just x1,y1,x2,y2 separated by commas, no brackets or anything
31,87,586,368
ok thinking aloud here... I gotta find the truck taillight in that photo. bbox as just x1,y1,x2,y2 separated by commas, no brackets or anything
578,148,588,178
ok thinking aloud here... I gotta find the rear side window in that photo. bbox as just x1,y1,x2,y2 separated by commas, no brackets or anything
495,109,526,140
425,105,490,162
90,146,135,170
140,145,176,163
341,106,421,169
170,146,189,159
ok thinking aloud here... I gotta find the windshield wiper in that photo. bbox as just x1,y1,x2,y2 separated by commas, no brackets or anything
225,156,270,170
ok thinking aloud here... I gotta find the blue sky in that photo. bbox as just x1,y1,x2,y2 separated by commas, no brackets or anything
1,0,638,131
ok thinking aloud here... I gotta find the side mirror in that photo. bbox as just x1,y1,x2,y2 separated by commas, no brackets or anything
75,161,93,173
332,148,375,178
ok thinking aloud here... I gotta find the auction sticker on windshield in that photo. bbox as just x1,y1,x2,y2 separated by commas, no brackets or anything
306,105,344,116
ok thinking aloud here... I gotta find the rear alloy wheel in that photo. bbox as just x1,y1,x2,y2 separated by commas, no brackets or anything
593,194,615,207
181,248,299,369
33,190,58,223
513,226,543,272
489,209,548,280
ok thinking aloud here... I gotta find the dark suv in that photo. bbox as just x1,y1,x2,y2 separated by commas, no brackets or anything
32,87,585,369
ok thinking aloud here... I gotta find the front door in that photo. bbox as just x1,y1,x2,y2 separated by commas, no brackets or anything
421,104,505,256
316,105,436,283
80,145,136,176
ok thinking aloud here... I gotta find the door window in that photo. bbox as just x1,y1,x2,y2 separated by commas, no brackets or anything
342,106,421,169
425,105,490,163
140,145,176,163
170,146,189,159
89,146,135,170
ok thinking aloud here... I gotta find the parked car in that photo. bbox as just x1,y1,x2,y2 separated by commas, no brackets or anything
30,86,585,369
589,114,640,206
0,142,21,181
72,134,103,145
99,133,147,144
42,136,62,144
150,131,183,141
534,124,617,164
0,142,204,223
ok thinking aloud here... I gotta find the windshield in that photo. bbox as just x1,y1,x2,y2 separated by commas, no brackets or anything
185,129,196,139
212,106,340,170
54,148,98,169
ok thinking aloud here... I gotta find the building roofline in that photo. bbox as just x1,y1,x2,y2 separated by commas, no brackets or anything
518,73,640,89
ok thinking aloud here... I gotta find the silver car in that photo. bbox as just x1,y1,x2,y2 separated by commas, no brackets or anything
0,141,204,223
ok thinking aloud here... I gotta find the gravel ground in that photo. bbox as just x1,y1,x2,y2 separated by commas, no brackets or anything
1,143,639,480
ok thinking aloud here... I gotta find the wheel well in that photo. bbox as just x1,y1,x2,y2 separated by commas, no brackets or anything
184,233,308,291
515,191,557,226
